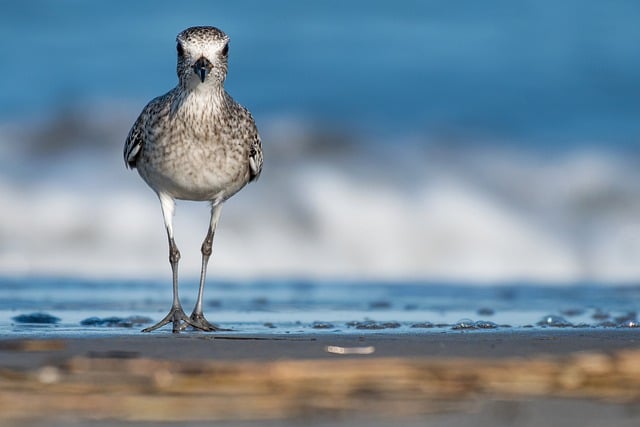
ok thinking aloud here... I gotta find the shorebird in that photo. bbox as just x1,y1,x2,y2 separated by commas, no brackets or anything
124,26,263,333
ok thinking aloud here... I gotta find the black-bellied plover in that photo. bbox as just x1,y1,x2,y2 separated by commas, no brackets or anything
124,26,263,333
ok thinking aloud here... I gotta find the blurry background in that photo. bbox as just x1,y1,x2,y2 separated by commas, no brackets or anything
1,0,639,283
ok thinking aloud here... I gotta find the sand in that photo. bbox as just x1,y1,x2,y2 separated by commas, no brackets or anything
1,330,640,426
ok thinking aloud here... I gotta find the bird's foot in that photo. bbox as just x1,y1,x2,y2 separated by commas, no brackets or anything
189,311,230,332
142,306,193,333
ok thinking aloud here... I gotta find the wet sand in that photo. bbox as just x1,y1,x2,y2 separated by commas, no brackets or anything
1,330,640,426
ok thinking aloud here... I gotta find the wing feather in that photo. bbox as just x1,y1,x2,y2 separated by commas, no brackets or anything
249,134,263,182
123,113,145,169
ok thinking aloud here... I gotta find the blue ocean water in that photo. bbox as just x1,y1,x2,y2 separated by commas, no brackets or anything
1,277,639,337
1,0,639,144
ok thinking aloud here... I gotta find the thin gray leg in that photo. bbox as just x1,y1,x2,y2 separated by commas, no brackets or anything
143,193,193,333
189,203,229,331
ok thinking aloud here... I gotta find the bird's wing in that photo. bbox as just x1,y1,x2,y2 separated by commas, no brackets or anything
124,93,174,169
249,133,263,182
123,112,145,169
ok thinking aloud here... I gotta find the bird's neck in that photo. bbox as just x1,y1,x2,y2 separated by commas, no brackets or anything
172,83,226,117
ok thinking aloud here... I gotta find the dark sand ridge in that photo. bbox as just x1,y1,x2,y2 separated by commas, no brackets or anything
1,330,640,426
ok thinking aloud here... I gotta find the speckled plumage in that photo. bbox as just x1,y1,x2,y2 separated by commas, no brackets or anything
124,26,262,202
124,26,262,333
125,88,262,202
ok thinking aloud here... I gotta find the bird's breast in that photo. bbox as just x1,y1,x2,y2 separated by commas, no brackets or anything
138,130,249,202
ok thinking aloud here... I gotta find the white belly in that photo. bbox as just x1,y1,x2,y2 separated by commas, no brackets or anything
137,138,249,201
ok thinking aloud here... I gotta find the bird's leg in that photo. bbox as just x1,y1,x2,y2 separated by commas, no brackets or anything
143,195,194,333
189,203,228,331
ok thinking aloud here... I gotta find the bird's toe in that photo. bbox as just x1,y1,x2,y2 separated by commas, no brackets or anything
189,312,230,332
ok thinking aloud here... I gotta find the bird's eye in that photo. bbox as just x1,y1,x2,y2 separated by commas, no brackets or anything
221,43,229,57
177,43,184,56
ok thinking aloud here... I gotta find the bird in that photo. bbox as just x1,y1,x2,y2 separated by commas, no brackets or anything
123,26,263,333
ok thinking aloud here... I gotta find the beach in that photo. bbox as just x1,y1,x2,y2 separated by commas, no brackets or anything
2,330,640,426
2,280,640,425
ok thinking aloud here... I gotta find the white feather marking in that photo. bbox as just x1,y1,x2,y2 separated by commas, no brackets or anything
127,144,141,162
249,156,258,176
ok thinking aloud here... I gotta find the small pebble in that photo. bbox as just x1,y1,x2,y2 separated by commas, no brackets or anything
475,320,498,329
537,315,572,327
12,313,60,324
349,320,401,330
452,319,476,330
411,322,434,329
311,321,334,329
618,320,640,328
80,316,152,328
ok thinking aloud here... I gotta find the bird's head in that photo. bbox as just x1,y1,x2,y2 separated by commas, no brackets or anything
176,26,230,89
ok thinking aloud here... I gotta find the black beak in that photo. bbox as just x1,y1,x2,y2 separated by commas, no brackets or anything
193,56,213,83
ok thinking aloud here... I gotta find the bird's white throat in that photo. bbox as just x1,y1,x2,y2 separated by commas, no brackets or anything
172,84,225,117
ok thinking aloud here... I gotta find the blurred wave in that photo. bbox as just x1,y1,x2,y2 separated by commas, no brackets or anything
1,108,639,282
